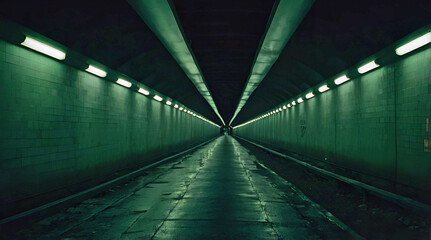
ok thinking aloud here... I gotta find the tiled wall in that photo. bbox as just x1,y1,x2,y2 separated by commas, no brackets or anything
236,47,431,202
0,40,219,218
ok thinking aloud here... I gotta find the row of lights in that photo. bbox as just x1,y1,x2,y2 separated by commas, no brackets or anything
234,31,431,129
19,36,220,128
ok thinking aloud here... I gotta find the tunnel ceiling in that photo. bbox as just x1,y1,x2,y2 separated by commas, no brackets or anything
232,0,431,125
0,0,430,126
171,0,276,124
0,0,221,123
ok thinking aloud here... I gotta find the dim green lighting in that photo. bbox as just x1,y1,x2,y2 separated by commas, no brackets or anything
358,60,380,74
396,32,431,56
116,78,132,88
21,37,66,60
86,65,107,78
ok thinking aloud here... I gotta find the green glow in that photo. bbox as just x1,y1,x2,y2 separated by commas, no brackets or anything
128,0,225,125
116,78,132,88
229,0,314,125
396,32,431,56
85,65,107,78
21,37,66,60
358,60,380,74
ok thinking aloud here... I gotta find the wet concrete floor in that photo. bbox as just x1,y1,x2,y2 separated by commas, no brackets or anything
10,136,354,239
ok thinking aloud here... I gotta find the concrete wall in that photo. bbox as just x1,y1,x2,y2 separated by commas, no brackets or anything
235,47,431,202
0,40,219,218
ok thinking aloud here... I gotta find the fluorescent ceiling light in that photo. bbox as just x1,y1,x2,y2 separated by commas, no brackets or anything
228,0,314,125
396,32,431,56
318,85,330,93
116,78,132,88
21,37,66,60
305,92,314,99
358,60,380,74
297,97,304,103
138,88,150,95
128,0,225,125
166,101,172,105
174,104,179,108
334,75,350,85
153,95,163,101
86,65,107,78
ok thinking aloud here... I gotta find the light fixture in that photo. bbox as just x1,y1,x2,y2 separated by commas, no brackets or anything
287,104,291,108
358,60,380,74
153,95,163,101
21,37,66,60
138,88,150,95
318,85,330,93
276,109,279,113
283,105,287,109
183,109,187,112
179,107,184,110
174,104,179,108
305,92,314,99
395,32,431,56
334,75,350,85
166,101,172,105
115,78,132,88
278,108,282,111
297,97,304,103
292,101,296,106
85,65,107,78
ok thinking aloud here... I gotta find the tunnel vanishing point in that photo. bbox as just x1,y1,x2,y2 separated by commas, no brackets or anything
0,0,431,239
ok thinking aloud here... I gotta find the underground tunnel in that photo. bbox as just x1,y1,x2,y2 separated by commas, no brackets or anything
0,0,430,239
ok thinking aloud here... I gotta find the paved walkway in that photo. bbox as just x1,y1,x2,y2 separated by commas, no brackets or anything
12,136,352,239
